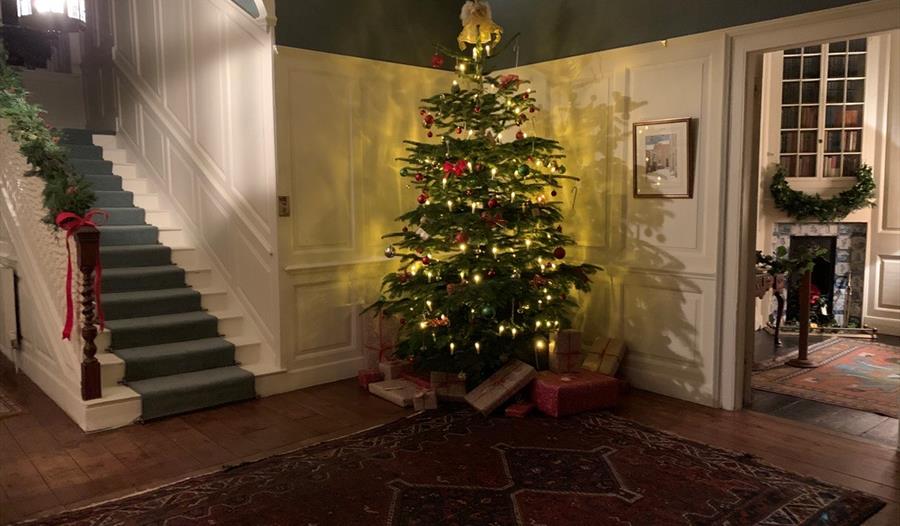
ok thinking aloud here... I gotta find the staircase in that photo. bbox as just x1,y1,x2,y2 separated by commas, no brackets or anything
60,129,259,421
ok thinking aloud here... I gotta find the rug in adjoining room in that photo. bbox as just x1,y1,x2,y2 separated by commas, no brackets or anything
752,338,900,416
23,409,883,526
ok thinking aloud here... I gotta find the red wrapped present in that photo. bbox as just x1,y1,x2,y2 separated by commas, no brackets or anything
465,360,536,415
531,370,619,417
361,310,401,368
555,329,582,354
368,379,417,407
430,371,468,401
413,389,438,410
357,368,384,389
505,401,534,418
379,359,409,380
549,340,583,373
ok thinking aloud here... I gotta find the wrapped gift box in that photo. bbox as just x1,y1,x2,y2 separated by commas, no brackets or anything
401,372,432,389
357,368,384,389
504,401,534,418
555,329,582,354
413,389,438,410
361,310,401,368
549,344,583,373
379,359,409,380
531,371,619,417
430,371,468,401
582,337,626,376
368,379,417,407
465,360,536,415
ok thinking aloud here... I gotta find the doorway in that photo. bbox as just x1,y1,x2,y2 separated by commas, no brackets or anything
740,33,899,447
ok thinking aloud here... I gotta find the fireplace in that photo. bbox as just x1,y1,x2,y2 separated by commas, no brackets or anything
771,223,867,327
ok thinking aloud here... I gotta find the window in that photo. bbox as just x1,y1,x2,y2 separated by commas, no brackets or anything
16,0,32,16
779,38,866,178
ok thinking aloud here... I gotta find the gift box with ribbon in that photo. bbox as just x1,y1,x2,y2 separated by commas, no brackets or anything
379,359,409,380
430,371,468,401
361,310,401,368
531,370,619,417
412,389,438,411
357,368,384,389
368,379,417,407
465,360,536,415
555,329,582,354
581,337,627,376
549,329,583,373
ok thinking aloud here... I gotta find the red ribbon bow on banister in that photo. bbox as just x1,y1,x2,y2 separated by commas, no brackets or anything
55,210,108,340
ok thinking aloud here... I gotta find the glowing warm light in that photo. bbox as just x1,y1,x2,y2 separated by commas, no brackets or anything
473,274,482,284
450,342,456,354
475,342,481,353
459,243,468,252
535,338,546,350
426,300,433,310
419,321,428,329
511,328,518,337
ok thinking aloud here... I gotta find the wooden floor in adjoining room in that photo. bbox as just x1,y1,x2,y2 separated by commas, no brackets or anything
0,356,896,525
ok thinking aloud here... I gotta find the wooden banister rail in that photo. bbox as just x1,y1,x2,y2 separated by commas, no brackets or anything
74,226,102,400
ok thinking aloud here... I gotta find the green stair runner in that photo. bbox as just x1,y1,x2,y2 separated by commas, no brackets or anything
60,128,255,421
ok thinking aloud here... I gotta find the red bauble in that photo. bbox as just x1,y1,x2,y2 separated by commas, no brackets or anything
456,127,463,134
424,114,434,125
553,246,566,259
474,106,481,113
465,188,473,196
402,226,409,232
529,107,536,113
454,231,469,244
427,131,433,137
417,193,428,204
399,317,407,326
421,256,431,265
415,172,424,181
487,198,499,208
515,130,524,140
431,53,445,68
487,269,497,278
65,186,78,195
556,225,563,233
551,190,557,196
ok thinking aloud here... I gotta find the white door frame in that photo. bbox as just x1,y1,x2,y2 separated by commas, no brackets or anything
718,0,900,410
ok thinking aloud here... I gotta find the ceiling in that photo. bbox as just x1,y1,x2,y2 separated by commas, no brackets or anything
274,0,869,69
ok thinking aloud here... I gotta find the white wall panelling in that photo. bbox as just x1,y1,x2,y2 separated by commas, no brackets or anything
109,0,281,372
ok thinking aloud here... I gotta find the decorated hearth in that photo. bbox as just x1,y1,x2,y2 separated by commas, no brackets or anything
769,164,875,222
25,409,884,525
364,0,599,389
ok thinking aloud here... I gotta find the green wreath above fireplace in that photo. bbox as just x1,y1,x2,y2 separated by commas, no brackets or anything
770,164,876,222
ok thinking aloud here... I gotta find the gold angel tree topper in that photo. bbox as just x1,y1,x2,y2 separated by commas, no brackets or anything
458,0,503,50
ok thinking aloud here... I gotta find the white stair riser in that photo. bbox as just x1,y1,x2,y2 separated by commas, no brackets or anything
134,193,160,209
121,178,150,194
235,342,262,365
144,210,172,228
217,316,244,336
101,358,125,388
200,291,229,312
92,134,119,149
171,248,200,268
158,228,186,246
103,149,129,164
185,268,215,289
113,163,136,179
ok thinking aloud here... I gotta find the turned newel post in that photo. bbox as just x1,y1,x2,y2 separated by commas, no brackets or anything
788,270,817,368
74,225,102,400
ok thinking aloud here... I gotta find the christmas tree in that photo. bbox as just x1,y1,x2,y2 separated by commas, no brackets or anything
369,0,598,383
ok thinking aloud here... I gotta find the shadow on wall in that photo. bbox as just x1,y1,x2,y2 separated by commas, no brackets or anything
552,86,704,400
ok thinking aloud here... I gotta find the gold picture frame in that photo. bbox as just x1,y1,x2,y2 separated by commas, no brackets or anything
632,118,694,199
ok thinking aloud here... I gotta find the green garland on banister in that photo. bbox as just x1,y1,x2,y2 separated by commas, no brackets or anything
0,43,94,224
770,164,875,222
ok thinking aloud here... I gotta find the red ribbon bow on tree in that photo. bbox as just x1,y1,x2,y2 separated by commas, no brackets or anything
498,74,520,89
480,211,507,228
443,159,468,177
55,210,107,340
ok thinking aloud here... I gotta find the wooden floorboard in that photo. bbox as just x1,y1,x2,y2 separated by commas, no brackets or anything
0,358,895,525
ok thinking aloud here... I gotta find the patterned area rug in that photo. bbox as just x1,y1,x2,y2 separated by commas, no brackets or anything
753,338,900,416
0,382,23,420
23,410,882,525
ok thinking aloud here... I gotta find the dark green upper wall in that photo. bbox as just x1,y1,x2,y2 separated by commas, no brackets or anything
275,0,870,68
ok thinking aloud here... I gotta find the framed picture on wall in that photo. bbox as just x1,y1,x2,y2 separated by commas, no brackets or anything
632,118,694,198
